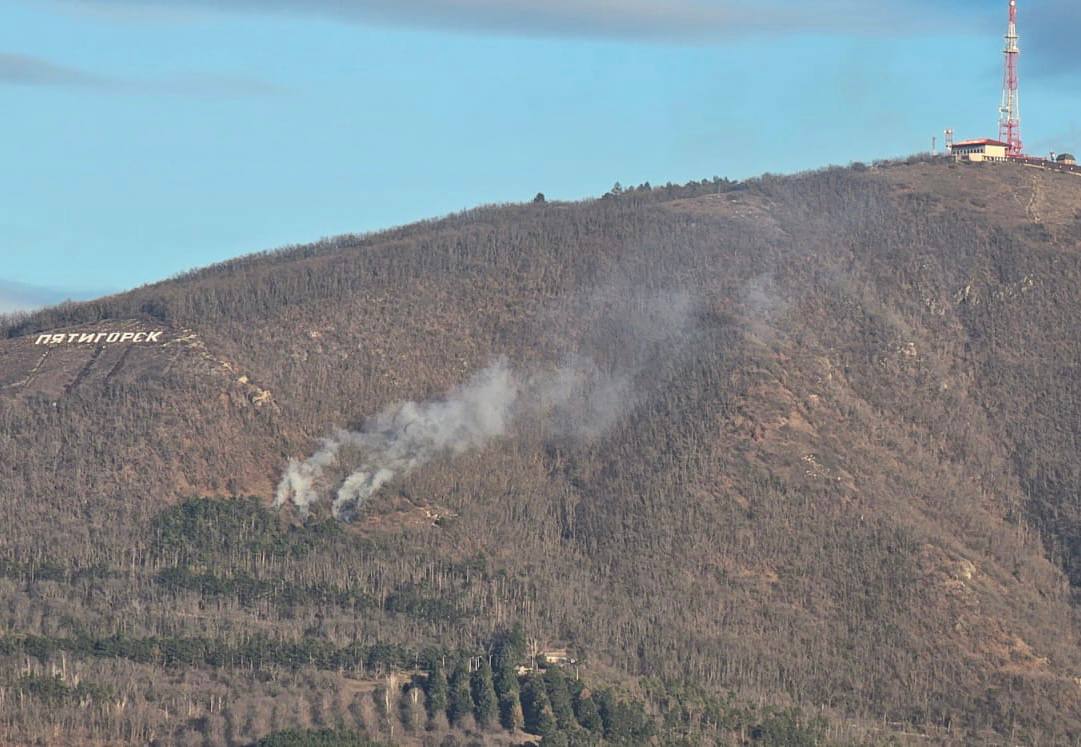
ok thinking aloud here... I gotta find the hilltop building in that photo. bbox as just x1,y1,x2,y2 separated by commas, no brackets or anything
1057,153,1077,166
950,139,1010,162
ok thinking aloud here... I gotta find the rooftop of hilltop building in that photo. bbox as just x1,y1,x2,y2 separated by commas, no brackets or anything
952,138,1010,147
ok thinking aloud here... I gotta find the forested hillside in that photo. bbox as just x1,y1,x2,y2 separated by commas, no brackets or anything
3,157,1081,745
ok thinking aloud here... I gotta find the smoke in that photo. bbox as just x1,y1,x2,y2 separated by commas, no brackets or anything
275,354,636,519
276,289,695,520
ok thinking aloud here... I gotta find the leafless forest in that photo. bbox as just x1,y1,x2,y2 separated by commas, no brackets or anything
3,158,1081,744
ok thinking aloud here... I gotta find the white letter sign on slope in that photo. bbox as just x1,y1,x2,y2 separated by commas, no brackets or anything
34,330,165,345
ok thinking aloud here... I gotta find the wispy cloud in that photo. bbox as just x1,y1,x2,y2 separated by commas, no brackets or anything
0,279,112,314
56,0,940,39
1024,0,1081,76
935,0,1081,78
44,0,1081,61
0,52,109,87
36,1,1080,74
0,51,282,96
151,75,284,97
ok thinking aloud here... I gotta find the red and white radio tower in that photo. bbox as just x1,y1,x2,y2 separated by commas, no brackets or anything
999,0,1023,156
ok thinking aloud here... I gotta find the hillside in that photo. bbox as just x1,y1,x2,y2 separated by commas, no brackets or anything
3,157,1081,745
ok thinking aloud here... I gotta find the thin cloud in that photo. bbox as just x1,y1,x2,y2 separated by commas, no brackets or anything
0,279,112,314
944,0,1081,78
58,0,941,39
329,0,1074,73
1023,0,1081,76
45,1,1079,72
0,51,282,96
0,53,109,87
152,75,285,97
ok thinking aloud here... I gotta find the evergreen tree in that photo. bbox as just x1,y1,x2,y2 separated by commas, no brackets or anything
573,688,602,734
499,690,525,732
471,658,498,728
493,651,518,700
492,628,525,731
425,663,448,720
596,690,616,739
521,673,556,736
493,624,525,679
544,668,576,730
447,661,475,726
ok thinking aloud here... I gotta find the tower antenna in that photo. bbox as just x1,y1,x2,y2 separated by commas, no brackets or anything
999,0,1023,156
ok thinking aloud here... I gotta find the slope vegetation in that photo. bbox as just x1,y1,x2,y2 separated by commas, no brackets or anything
3,158,1081,744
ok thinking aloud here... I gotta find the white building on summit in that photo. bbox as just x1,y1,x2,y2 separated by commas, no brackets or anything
950,139,1010,162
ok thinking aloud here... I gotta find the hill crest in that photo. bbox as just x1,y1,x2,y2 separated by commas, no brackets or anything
5,157,1081,743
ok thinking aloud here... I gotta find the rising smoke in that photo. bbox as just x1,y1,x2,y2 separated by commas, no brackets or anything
275,289,695,520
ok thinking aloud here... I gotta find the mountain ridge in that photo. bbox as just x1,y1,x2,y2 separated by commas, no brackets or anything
3,157,1081,744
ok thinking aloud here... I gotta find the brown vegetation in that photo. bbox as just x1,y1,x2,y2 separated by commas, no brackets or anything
2,158,1081,744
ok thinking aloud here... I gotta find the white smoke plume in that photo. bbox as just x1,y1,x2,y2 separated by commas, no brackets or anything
275,356,631,519
275,289,696,520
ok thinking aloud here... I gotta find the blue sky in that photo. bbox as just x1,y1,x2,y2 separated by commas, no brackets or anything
1,0,1079,302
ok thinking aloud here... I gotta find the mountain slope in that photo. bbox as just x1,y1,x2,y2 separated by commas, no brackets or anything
3,158,1081,744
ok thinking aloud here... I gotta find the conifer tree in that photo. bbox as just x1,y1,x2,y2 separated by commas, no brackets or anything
543,668,576,730
521,673,556,736
493,652,518,701
425,663,448,721
447,661,475,726
573,688,602,734
471,658,498,728
492,628,525,731
499,689,525,732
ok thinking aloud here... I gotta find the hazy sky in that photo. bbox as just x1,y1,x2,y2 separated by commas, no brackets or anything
2,0,1079,295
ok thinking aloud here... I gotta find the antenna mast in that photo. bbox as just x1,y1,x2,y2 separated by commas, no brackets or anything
999,0,1023,156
